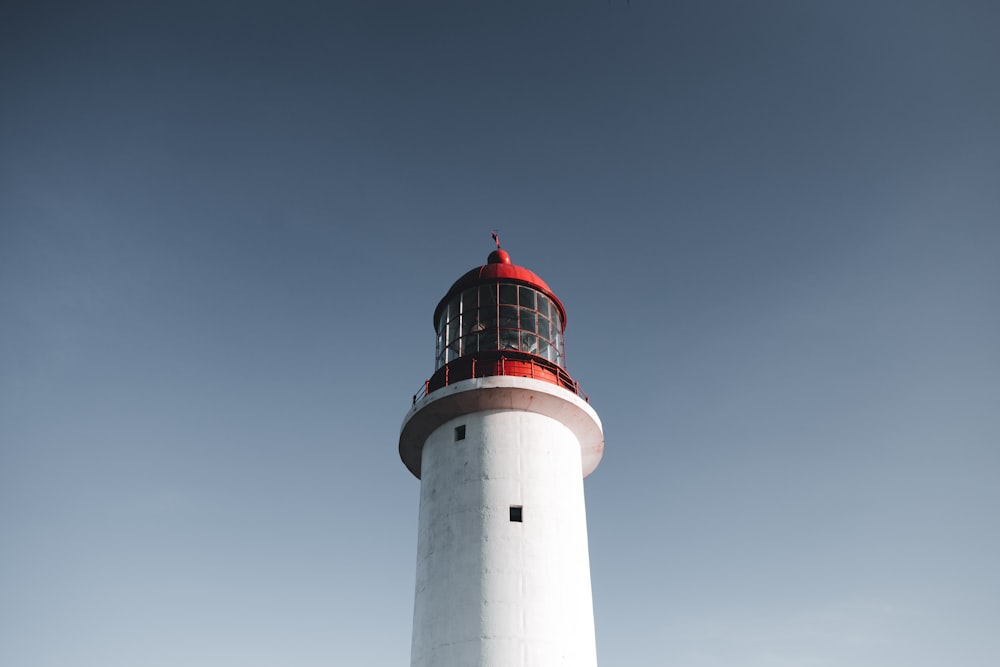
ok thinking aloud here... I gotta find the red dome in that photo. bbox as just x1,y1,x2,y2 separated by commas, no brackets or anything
432,251,567,331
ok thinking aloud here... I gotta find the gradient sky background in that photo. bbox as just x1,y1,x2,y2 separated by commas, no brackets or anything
2,2,999,666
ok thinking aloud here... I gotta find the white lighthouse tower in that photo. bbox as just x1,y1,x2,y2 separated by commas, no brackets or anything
399,240,604,667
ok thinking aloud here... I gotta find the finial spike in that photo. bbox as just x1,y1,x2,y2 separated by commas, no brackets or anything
491,230,501,249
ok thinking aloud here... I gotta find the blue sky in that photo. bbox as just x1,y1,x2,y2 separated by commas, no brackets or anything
2,2,998,665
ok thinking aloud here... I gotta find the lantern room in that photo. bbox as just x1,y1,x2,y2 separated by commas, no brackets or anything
417,246,586,400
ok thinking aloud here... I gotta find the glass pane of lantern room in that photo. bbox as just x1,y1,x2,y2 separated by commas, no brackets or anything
479,284,496,307
439,298,454,337
518,286,536,310
521,332,538,354
478,286,496,332
499,305,518,329
478,304,497,333
463,309,479,335
462,288,477,313
448,318,459,344
551,308,563,333
537,296,550,320
437,302,450,336
480,330,497,351
499,284,517,305
537,317,550,342
499,329,518,350
520,308,535,333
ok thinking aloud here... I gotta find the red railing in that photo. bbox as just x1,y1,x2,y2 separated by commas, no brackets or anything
412,352,588,405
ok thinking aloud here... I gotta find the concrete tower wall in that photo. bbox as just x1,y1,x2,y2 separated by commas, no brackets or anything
410,406,599,667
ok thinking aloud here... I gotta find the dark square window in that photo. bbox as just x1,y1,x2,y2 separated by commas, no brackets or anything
509,505,523,522
455,425,466,441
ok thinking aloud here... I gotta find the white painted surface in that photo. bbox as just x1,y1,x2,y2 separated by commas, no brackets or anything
399,376,604,479
402,377,603,667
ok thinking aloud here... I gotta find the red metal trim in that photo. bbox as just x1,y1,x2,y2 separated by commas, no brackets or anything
413,352,589,404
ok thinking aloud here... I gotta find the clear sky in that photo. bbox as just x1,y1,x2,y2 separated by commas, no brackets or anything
2,2,998,666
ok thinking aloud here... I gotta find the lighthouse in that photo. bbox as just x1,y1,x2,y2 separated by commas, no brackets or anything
399,239,605,667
